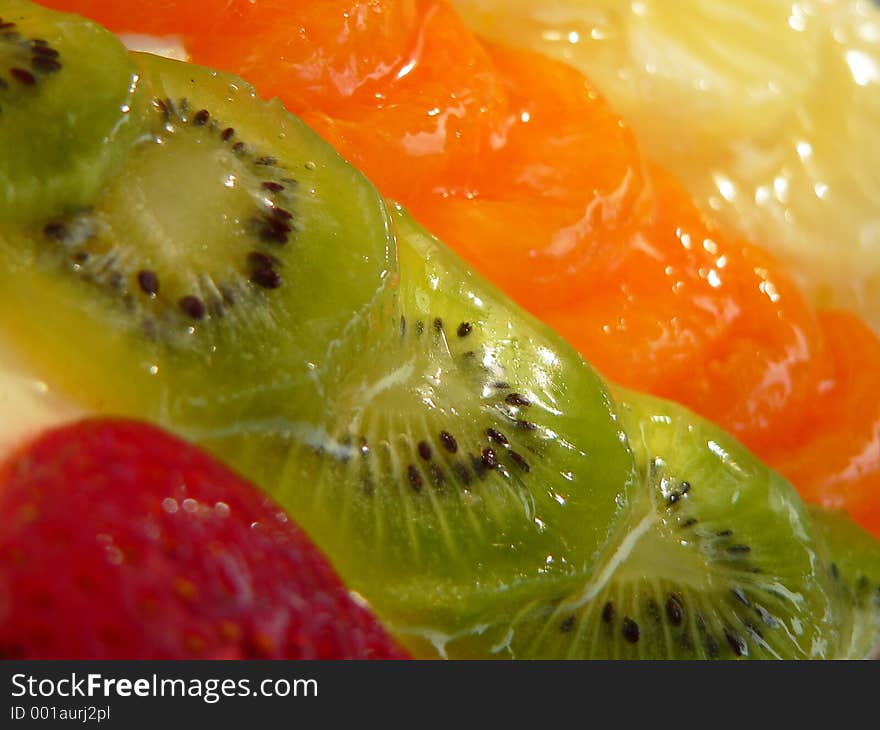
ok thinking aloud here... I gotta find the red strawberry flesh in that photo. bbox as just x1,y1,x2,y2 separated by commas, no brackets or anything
0,419,408,659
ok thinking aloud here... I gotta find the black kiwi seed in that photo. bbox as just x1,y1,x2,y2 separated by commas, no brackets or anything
457,321,472,337
137,269,160,296
731,587,751,608
724,630,748,657
178,295,206,320
407,465,423,493
10,68,35,85
221,127,235,141
247,250,281,269
601,601,615,624
258,216,291,245
716,529,733,538
31,45,58,57
480,448,497,469
755,605,779,628
696,616,720,658
505,393,531,407
433,317,443,333
192,108,210,125
486,428,508,446
515,420,538,431
247,251,282,290
680,517,698,529
666,595,684,626
256,156,277,166
270,207,293,222
250,267,281,290
439,431,458,453
492,381,510,390
31,56,61,73
232,141,246,154
508,451,530,472
727,544,751,555
559,616,576,634
744,621,763,642
830,563,840,581
417,441,431,461
262,181,284,193
622,617,640,644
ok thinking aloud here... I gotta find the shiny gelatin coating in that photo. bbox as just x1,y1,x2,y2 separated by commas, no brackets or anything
32,0,880,539
5,3,880,659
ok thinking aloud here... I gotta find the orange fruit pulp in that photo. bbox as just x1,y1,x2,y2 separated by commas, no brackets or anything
35,0,880,538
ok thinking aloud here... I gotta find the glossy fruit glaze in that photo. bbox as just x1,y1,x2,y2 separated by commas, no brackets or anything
36,0,880,536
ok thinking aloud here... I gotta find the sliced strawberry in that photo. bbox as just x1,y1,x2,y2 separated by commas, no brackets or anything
0,419,408,659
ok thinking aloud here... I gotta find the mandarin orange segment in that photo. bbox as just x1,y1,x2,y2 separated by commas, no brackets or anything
770,312,880,531
188,0,423,114
194,0,511,199
474,42,647,207
40,0,206,35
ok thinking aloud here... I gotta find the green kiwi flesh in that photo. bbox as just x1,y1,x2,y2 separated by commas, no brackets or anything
0,6,879,659
807,506,880,658
0,0,143,223
452,391,852,659
0,50,396,426
230,206,639,651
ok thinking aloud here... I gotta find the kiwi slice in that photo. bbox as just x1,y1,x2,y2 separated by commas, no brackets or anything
444,390,865,659
808,506,880,659
1,22,879,658
0,0,143,223
0,49,396,424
